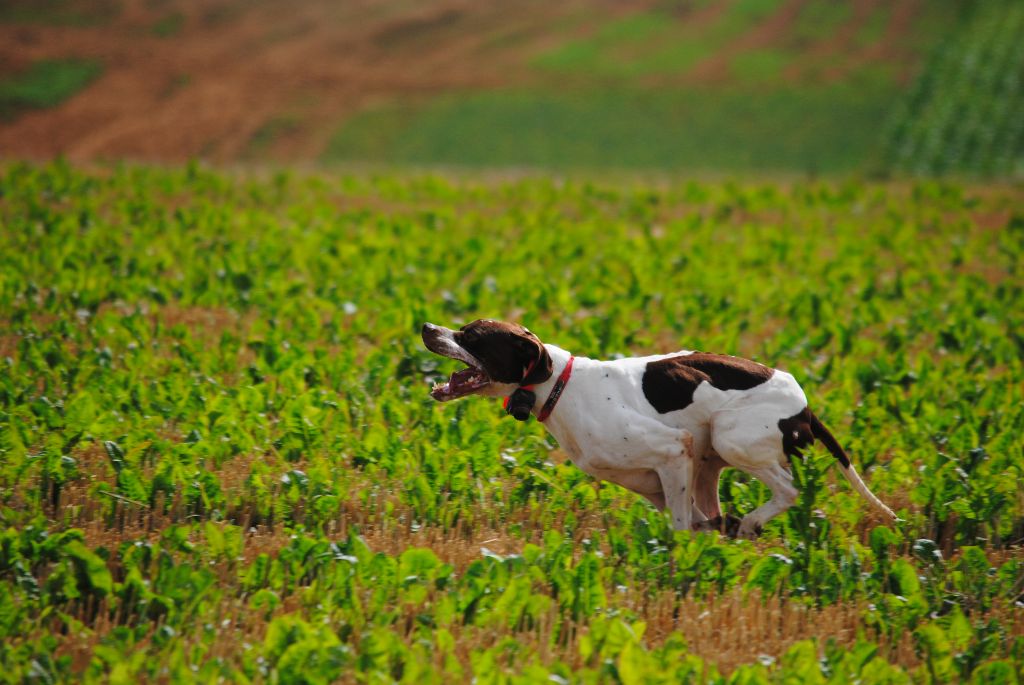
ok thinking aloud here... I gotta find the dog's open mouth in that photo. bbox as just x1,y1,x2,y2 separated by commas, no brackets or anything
423,322,493,401
431,364,490,401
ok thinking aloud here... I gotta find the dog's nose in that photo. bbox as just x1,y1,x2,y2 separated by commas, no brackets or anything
422,322,439,342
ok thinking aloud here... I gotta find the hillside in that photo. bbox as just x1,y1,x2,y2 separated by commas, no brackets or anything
1,0,1020,175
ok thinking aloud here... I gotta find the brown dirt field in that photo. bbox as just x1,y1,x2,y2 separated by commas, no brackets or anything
0,0,939,164
0,0,597,163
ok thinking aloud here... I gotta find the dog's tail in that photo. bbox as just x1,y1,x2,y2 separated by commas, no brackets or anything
809,411,897,521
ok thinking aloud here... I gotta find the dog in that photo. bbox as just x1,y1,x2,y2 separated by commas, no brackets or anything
422,319,896,538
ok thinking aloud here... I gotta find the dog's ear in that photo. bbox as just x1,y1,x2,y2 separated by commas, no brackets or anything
520,335,553,385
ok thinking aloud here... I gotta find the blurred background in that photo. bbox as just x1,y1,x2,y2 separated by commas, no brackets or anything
0,0,1021,178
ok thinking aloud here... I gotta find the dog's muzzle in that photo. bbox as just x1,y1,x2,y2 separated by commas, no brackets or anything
422,323,492,401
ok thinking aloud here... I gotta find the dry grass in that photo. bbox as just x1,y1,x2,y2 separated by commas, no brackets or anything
0,332,18,358
44,521,1024,677
26,449,1024,678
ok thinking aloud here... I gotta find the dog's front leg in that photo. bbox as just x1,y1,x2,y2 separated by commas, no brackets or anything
615,417,701,529
656,432,698,532
657,462,695,531
638,483,705,521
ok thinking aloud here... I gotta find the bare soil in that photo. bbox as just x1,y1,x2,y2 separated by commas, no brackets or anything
0,0,933,163
0,0,590,162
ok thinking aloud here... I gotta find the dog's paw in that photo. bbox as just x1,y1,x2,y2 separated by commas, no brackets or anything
693,517,718,533
723,514,744,538
694,514,744,538
736,520,764,540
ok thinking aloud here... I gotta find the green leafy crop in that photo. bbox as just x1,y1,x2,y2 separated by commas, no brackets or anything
0,60,102,121
0,162,1021,682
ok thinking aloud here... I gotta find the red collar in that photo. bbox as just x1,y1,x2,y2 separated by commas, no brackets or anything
537,356,574,422
503,356,574,422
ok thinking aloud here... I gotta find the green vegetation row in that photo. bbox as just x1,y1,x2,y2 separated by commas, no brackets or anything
879,0,1024,178
0,59,102,122
324,85,893,175
531,0,785,81
1,162,1022,682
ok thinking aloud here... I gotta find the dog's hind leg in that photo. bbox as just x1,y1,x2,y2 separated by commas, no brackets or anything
641,491,666,511
692,453,745,535
710,406,800,537
693,453,727,520
734,462,798,539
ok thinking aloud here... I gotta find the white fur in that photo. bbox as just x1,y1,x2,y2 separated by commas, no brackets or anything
427,322,895,538
522,345,812,538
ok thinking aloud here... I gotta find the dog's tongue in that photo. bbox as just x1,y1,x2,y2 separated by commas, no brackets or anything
431,367,489,401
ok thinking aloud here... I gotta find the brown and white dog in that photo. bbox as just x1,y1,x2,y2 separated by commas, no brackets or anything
422,319,896,538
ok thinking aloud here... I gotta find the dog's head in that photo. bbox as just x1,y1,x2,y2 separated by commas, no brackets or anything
422,319,553,401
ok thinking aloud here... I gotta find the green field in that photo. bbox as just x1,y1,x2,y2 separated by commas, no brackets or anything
325,84,895,175
1,162,1023,682
531,0,786,80
324,0,1024,179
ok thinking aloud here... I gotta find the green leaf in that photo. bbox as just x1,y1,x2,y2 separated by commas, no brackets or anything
959,546,991,575
944,605,973,652
617,641,650,685
746,553,793,595
888,559,921,598
869,526,902,558
398,547,440,582
914,623,955,682
63,540,113,597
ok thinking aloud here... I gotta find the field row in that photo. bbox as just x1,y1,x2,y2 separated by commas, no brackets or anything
880,0,1024,177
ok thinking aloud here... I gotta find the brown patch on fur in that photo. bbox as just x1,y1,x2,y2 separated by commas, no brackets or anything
694,453,727,520
642,352,774,414
777,406,815,462
454,319,553,385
